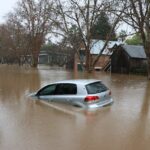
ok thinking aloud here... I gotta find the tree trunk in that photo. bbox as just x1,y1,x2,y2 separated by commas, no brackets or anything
85,48,93,72
147,58,150,80
31,35,43,68
85,49,90,71
32,50,39,68
144,41,150,79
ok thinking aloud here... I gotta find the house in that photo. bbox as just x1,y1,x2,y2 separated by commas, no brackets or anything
38,49,74,68
111,45,147,74
74,39,122,71
38,51,50,64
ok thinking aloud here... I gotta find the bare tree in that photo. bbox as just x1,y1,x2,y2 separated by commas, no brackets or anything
122,0,150,79
0,19,28,65
12,0,54,67
0,24,11,63
53,0,127,72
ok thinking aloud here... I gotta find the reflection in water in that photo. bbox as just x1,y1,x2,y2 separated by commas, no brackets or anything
0,65,41,104
141,82,150,116
0,65,150,150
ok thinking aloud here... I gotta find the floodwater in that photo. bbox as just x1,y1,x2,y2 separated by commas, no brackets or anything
0,65,150,150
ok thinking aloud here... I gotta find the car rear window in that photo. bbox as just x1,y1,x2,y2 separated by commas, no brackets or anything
86,81,108,94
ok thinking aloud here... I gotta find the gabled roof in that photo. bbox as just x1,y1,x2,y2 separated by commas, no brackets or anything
122,45,147,59
90,40,122,55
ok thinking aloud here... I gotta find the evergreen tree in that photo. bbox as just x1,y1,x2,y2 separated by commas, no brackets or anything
125,34,143,45
91,12,116,40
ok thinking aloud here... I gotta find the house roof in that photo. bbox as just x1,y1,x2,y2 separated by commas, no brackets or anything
122,45,147,59
90,40,122,55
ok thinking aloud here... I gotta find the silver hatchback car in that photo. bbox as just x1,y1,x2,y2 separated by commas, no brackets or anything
32,79,113,109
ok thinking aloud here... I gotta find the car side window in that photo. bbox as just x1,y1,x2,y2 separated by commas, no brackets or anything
37,84,56,96
55,84,77,95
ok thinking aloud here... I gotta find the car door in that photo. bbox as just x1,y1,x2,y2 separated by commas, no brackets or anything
53,83,77,103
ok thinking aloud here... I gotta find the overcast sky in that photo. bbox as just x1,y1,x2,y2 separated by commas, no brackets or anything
0,0,17,23
0,0,133,35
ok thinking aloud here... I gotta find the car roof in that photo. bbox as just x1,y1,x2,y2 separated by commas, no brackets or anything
54,79,101,85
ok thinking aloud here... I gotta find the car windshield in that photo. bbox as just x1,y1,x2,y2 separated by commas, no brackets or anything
86,81,108,94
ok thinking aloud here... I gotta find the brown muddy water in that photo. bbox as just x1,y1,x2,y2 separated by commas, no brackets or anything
0,65,150,150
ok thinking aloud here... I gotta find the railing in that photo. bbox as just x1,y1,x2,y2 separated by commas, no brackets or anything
102,60,111,72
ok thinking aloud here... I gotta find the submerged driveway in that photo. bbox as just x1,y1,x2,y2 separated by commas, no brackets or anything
0,65,150,150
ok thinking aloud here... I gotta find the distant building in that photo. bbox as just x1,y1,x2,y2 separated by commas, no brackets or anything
38,50,74,69
74,39,122,71
111,45,147,74
38,51,50,64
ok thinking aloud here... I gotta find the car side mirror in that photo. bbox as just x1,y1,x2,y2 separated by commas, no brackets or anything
35,91,40,97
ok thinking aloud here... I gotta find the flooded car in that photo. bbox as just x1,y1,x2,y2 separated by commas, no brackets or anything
31,79,113,109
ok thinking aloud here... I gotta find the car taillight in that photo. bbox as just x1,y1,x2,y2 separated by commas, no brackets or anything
84,96,100,103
